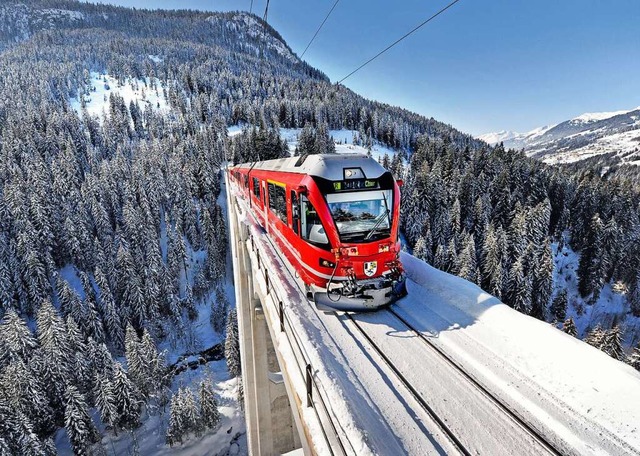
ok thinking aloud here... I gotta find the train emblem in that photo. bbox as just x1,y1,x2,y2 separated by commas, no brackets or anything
364,261,377,277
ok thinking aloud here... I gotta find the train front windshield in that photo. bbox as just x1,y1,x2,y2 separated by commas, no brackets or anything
326,190,393,242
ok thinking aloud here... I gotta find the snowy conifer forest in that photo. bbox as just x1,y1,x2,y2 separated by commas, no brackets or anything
0,0,639,454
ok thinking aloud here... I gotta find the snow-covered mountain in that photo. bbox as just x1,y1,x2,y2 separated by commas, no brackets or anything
0,2,88,46
480,107,640,164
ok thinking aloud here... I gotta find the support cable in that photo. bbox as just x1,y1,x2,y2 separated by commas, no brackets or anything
300,0,341,59
337,0,462,84
258,0,271,84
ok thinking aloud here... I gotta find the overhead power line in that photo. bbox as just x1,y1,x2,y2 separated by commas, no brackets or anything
250,0,253,14
337,0,462,85
258,0,271,81
300,0,341,59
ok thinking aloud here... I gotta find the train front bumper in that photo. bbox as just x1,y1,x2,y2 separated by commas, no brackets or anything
312,276,406,312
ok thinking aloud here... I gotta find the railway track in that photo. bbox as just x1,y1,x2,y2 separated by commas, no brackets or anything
256,213,562,455
344,308,563,456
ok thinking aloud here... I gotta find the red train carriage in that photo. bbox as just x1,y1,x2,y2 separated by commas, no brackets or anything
229,153,405,311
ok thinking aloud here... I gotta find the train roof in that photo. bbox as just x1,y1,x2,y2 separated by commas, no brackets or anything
233,153,388,181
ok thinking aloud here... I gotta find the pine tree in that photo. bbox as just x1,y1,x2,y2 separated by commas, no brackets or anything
457,233,477,283
585,325,605,349
56,276,82,319
577,214,605,301
413,235,431,264
139,329,168,395
627,344,640,371
530,242,554,320
94,375,118,432
225,309,241,377
211,285,229,333
36,300,71,416
95,265,124,351
166,391,183,446
198,378,220,431
562,317,578,337
0,397,48,456
125,324,146,397
550,290,568,322
506,258,532,314
314,122,335,155
600,326,624,361
0,310,37,366
481,224,505,299
64,384,100,456
295,122,316,156
112,362,141,431
166,387,199,444
0,358,54,437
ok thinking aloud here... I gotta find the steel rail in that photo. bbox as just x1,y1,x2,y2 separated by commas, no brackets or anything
385,307,563,456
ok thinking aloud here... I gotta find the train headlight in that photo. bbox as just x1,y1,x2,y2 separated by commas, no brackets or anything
343,168,364,179
319,258,336,268
341,247,358,256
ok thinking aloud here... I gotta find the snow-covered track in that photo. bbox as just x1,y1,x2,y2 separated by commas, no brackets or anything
341,311,469,455
344,308,560,455
377,306,561,455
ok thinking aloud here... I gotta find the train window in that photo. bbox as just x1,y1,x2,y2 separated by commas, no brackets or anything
301,196,330,250
252,177,260,200
243,175,249,189
268,182,287,224
291,190,300,235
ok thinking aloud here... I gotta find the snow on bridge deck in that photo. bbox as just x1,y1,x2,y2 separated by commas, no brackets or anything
230,183,640,455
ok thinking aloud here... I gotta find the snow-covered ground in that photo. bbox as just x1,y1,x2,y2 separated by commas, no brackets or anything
278,128,398,162
55,359,246,456
70,72,168,120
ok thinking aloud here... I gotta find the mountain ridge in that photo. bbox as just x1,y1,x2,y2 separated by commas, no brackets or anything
480,106,640,164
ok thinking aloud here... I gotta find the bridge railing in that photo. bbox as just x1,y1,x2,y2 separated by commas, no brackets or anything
231,182,353,455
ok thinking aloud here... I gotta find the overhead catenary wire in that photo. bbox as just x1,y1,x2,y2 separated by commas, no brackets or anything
300,0,341,59
337,0,462,85
258,0,271,82
250,0,253,14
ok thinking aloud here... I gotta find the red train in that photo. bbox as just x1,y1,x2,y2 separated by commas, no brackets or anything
229,153,405,311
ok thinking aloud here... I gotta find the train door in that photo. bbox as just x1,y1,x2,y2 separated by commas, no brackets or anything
291,190,300,236
262,180,268,233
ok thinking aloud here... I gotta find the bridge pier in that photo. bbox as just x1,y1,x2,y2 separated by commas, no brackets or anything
230,190,303,455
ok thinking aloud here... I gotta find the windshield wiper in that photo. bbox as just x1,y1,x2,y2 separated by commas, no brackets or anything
364,210,390,241
364,193,391,241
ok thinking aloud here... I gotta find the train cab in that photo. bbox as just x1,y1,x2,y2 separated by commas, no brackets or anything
229,153,405,311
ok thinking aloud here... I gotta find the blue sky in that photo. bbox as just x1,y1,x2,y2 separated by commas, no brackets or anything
91,0,640,136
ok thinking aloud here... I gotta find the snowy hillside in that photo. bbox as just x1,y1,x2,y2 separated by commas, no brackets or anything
70,72,169,120
551,242,640,348
480,106,640,164
208,13,297,62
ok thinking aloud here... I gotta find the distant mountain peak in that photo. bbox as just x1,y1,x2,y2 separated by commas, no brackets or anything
479,106,640,164
571,107,640,124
